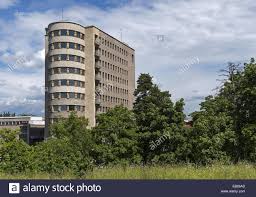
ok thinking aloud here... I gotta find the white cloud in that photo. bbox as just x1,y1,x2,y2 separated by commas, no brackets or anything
0,0,17,9
0,0,255,115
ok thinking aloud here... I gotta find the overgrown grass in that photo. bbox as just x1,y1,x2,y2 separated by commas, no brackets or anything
1,163,255,179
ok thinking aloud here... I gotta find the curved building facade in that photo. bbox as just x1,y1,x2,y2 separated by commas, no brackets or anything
45,22,135,138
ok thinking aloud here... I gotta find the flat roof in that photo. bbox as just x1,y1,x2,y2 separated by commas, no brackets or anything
48,21,135,51
0,116,31,119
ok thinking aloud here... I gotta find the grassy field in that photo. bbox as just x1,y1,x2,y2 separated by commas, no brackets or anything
1,163,255,179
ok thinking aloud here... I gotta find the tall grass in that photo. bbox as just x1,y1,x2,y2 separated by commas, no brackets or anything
1,163,255,179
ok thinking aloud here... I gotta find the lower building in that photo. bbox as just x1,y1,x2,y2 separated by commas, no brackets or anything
0,116,45,145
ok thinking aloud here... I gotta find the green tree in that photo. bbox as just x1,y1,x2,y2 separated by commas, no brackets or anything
133,73,188,164
0,129,34,173
92,106,141,165
191,59,256,163
46,112,93,175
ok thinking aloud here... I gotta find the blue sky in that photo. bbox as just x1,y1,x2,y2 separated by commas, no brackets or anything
0,0,255,116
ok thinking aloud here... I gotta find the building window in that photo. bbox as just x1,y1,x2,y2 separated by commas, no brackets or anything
53,105,59,112
61,92,67,98
60,105,67,111
60,79,67,86
69,105,75,111
69,92,75,98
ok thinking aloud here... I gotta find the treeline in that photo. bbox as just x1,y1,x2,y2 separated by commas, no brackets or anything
0,59,256,176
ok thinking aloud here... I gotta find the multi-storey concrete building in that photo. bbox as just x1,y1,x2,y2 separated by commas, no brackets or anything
45,22,135,137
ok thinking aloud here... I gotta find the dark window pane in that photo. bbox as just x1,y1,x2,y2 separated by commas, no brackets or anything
77,93,81,99
69,80,75,86
76,56,80,62
54,93,59,98
69,105,75,111
69,68,75,73
54,55,59,61
61,92,67,98
60,80,67,86
61,29,67,36
61,54,67,60
53,106,59,111
61,42,67,48
69,92,75,98
54,30,59,36
69,30,75,36
69,42,75,49
61,67,67,73
54,43,59,49
53,80,59,86
77,32,80,38
76,105,80,111
69,55,75,61
53,68,59,74
60,105,67,111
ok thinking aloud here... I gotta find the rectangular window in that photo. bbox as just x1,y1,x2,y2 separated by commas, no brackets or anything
69,105,75,111
53,68,59,74
76,105,81,111
61,92,67,98
69,55,75,61
60,105,67,111
69,42,75,49
77,44,81,50
69,92,75,98
61,42,67,48
69,30,75,36
53,80,59,86
77,32,80,38
61,54,67,61
54,92,59,99
61,29,67,36
76,56,80,62
53,43,58,49
60,80,67,86
69,80,75,86
69,67,75,73
61,67,67,73
54,30,59,36
53,105,59,112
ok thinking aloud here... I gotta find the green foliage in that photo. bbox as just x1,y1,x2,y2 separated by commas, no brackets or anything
0,113,93,176
34,138,90,175
133,73,188,164
92,106,141,165
191,59,256,164
0,129,33,173
1,60,256,176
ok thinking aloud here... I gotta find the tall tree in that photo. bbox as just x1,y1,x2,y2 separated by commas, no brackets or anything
133,73,187,164
92,106,141,165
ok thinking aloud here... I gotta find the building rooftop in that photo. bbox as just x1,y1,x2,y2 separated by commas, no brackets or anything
48,21,135,50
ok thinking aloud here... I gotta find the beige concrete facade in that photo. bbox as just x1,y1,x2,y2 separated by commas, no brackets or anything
45,22,135,137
